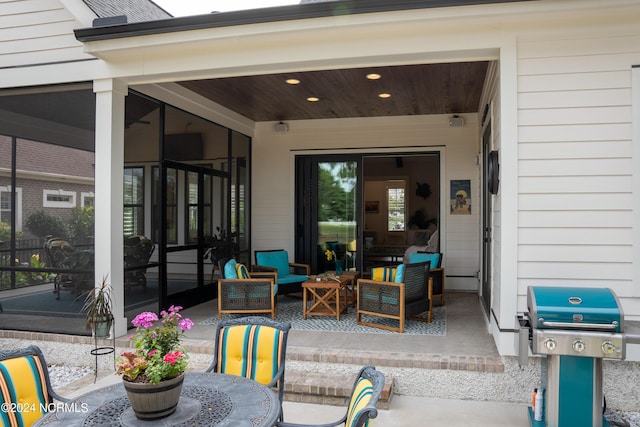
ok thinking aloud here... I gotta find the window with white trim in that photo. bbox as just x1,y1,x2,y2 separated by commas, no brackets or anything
43,189,76,208
387,181,406,231
0,186,22,231
81,192,95,207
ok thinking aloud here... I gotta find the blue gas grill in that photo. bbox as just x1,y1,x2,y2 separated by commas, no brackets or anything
518,286,629,427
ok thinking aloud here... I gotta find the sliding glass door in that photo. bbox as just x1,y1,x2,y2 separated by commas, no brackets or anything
296,156,362,274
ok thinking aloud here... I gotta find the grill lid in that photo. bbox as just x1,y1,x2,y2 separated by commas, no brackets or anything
527,286,623,332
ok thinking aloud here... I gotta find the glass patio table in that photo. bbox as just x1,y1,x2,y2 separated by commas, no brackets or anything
34,372,280,427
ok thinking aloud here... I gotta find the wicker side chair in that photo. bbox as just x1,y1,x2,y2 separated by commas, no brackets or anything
217,258,279,319
0,345,70,427
123,235,155,293
276,365,385,427
356,261,431,333
206,317,291,418
44,237,93,300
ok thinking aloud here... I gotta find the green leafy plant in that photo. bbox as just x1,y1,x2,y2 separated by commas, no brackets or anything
82,276,113,331
115,306,193,384
25,210,69,239
69,206,94,238
15,253,49,284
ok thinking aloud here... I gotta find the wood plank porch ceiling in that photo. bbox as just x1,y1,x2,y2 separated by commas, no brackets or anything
179,61,489,122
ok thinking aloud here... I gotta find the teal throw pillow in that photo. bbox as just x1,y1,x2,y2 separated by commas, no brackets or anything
409,252,440,268
224,259,238,279
394,263,405,283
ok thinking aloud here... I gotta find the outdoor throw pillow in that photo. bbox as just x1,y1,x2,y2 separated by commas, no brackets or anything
236,263,250,279
371,266,396,282
224,259,238,279
409,252,440,268
394,263,405,283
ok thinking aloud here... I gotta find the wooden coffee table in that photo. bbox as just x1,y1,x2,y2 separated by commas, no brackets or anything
302,275,350,320
336,270,360,306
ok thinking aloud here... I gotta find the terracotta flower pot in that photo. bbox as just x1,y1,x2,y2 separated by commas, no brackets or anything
123,373,184,420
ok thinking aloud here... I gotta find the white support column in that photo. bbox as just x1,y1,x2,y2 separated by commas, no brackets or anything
93,78,127,337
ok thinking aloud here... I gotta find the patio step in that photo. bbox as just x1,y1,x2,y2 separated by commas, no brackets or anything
283,369,394,409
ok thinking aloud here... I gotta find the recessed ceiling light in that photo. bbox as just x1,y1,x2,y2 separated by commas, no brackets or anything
378,93,391,98
307,97,320,102
286,79,300,85
366,73,381,80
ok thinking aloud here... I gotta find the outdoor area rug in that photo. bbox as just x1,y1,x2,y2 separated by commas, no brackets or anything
200,296,446,336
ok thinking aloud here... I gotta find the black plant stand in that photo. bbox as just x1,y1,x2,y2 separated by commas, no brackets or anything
90,328,115,382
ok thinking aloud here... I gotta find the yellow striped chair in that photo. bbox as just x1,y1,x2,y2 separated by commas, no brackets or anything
275,365,385,427
206,317,291,408
0,345,70,427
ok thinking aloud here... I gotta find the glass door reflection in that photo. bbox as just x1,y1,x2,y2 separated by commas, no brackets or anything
317,161,358,273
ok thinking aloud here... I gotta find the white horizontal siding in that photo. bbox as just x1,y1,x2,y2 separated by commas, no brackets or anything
519,71,630,93
519,210,633,228
519,88,631,109
519,227,632,246
516,29,640,311
519,140,631,159
519,158,632,177
519,106,632,126
0,0,91,68
519,193,631,211
519,245,632,263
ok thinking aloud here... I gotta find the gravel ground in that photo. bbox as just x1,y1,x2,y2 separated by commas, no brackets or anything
48,365,93,389
606,409,640,427
48,365,639,426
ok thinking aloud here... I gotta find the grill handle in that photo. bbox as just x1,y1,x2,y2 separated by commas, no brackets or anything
538,318,619,330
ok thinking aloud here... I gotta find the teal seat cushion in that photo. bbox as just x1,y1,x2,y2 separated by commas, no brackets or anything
256,251,290,276
408,252,440,268
224,259,238,279
394,264,405,283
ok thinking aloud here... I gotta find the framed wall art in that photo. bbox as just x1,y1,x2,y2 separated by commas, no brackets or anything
365,201,379,214
450,180,471,215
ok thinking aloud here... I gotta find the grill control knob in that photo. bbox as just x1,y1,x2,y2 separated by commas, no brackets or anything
602,341,616,354
544,338,557,351
572,339,585,353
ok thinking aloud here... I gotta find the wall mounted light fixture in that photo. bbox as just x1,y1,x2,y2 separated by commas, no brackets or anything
273,121,289,133
448,115,465,127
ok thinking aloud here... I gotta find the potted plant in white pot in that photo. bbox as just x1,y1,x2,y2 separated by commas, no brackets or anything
82,276,113,338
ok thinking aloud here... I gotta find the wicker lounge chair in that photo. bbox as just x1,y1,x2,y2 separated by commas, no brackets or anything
356,261,431,333
408,251,445,308
0,345,70,427
276,365,385,427
217,258,279,319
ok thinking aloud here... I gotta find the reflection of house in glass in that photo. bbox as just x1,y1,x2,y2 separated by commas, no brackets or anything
0,136,95,239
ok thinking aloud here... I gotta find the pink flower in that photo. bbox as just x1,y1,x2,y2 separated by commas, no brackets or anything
179,318,194,331
163,351,184,365
148,349,157,357
132,311,159,328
